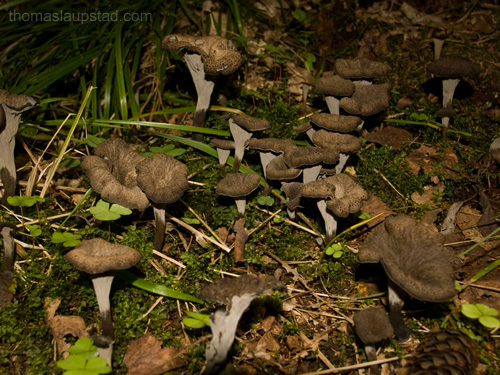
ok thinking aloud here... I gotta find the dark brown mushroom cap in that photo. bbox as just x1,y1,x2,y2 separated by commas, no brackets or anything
353,308,394,345
300,178,336,200
81,138,149,211
266,155,302,181
325,174,368,218
310,113,362,133
313,75,355,97
426,57,480,78
0,90,36,111
199,274,285,303
0,222,17,233
283,146,339,168
216,173,261,198
210,138,235,150
294,122,312,133
64,238,142,275
231,115,271,132
335,58,391,80
162,34,243,75
358,215,457,302
135,153,189,205
340,82,392,116
247,138,295,153
312,130,362,154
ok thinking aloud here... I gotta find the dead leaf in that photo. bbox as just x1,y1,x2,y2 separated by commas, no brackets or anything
256,315,275,333
360,194,394,228
364,126,413,150
456,206,500,251
123,334,185,375
411,182,444,205
407,144,437,174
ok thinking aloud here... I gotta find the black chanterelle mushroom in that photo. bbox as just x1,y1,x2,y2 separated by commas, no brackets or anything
353,307,394,375
210,138,235,176
199,275,286,374
313,73,355,114
162,35,243,139
358,215,457,341
135,153,189,251
65,239,142,367
340,82,392,117
0,90,37,204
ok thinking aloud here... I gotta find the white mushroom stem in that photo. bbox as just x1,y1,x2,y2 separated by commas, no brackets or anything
325,96,340,115
364,345,380,375
335,153,350,175
229,119,252,172
1,226,15,273
317,199,337,244
215,148,231,176
234,198,246,219
0,104,20,203
153,203,167,251
442,78,460,109
303,165,322,184
91,273,115,367
388,280,411,342
184,53,215,135
433,38,444,60
259,151,277,195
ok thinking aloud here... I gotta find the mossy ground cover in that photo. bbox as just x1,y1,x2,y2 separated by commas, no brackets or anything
1,1,500,374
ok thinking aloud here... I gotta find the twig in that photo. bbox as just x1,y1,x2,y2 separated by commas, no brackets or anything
299,355,408,374
152,249,186,269
136,296,163,320
180,199,226,246
373,168,404,198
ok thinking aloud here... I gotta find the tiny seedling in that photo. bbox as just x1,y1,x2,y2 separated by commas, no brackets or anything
181,216,201,225
26,224,42,237
89,199,132,221
182,311,211,329
325,243,344,258
141,144,186,158
56,337,111,375
257,195,274,206
51,231,82,247
7,195,45,207
461,303,500,329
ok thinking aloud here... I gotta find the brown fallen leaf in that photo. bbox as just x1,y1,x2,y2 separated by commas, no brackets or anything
456,205,500,251
411,182,444,205
364,126,413,150
407,144,437,174
359,194,394,228
123,334,185,375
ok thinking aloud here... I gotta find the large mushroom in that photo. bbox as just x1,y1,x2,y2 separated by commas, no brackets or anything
162,35,243,140
65,238,142,367
81,138,149,211
358,215,457,341
0,90,37,204
353,307,394,375
199,275,286,374
135,153,189,251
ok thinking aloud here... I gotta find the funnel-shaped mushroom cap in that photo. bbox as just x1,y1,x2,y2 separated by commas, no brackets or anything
283,146,339,168
231,115,271,132
427,57,480,78
327,174,368,218
216,173,260,198
335,58,391,80
199,274,285,303
354,307,394,345
162,34,243,75
65,238,142,275
247,138,296,153
340,83,392,116
358,215,457,302
300,178,336,200
310,113,362,133
135,153,189,205
313,75,355,97
0,90,37,111
281,182,303,211
266,155,302,181
81,138,149,211
312,130,362,154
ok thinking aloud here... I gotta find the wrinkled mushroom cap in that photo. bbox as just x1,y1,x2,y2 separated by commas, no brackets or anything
325,174,368,218
283,146,339,168
335,58,391,80
65,238,142,275
81,138,149,211
0,90,37,111
247,138,296,153
210,138,235,150
340,83,392,116
199,274,285,303
358,215,457,302
310,113,362,133
427,57,480,78
300,178,336,200
162,34,243,75
313,75,355,97
312,130,362,154
216,173,261,198
266,155,302,181
231,115,271,132
281,182,303,211
135,153,189,205
353,307,394,345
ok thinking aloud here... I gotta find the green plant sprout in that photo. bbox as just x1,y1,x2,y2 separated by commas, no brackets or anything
7,195,45,207
89,200,132,221
56,337,111,375
181,216,201,225
461,303,500,329
325,243,345,258
257,195,275,206
51,231,82,247
25,224,42,237
182,311,211,329
141,143,186,157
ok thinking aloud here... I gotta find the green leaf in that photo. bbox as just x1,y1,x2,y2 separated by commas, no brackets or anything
181,217,201,225
109,204,132,216
182,317,207,329
7,195,45,207
51,231,82,247
478,316,500,329
325,243,343,256
56,354,87,370
332,250,343,258
358,211,371,220
461,303,482,319
185,311,211,325
68,337,96,354
475,303,499,317
26,224,42,237
85,356,112,373
90,200,131,221
257,195,274,206
85,134,106,148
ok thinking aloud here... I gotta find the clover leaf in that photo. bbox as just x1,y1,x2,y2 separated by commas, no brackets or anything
51,231,82,247
89,200,132,221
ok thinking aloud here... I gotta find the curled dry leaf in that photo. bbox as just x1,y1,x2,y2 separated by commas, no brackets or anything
123,334,185,375
363,126,413,150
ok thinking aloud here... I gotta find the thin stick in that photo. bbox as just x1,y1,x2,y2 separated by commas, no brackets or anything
299,355,407,375
137,296,163,320
373,168,404,198
180,199,226,246
152,249,186,269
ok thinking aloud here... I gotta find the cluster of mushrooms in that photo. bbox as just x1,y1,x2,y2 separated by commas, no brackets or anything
0,31,484,374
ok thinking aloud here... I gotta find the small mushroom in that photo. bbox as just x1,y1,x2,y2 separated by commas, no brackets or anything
283,146,340,183
334,58,391,82
228,115,271,172
199,275,286,374
162,35,243,139
81,138,149,211
353,307,394,375
0,222,17,307
340,82,392,117
312,130,362,174
0,90,37,204
313,73,355,114
210,138,235,176
65,239,142,367
358,215,457,341
135,153,189,251
280,181,303,219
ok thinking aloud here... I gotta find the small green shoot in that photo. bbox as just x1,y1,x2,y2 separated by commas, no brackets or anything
141,144,186,158
7,195,45,207
51,231,82,247
461,303,500,329
325,243,344,258
181,216,201,225
89,200,132,221
182,311,211,329
56,337,111,375
257,195,274,206
26,224,42,237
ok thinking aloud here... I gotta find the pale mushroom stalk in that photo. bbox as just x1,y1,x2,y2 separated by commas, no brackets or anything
388,280,412,342
441,78,460,135
325,96,340,115
229,119,252,173
317,200,337,244
1,224,16,273
153,203,167,252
